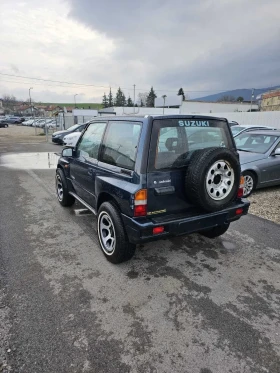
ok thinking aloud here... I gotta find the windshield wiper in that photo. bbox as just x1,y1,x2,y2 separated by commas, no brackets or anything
236,148,252,152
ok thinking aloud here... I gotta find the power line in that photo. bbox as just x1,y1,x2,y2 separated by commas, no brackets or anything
0,72,239,93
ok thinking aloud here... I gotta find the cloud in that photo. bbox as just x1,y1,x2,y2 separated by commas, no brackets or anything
0,0,280,102
67,0,280,97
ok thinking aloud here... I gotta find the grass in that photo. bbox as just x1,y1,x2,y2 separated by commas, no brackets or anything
42,103,102,110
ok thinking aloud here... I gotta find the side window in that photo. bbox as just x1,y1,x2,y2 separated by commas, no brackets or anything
77,122,106,159
100,121,142,170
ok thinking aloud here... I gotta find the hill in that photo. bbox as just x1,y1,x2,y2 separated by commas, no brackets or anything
192,86,280,102
41,103,102,110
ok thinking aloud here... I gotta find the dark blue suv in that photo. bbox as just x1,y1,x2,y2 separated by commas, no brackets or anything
56,115,250,263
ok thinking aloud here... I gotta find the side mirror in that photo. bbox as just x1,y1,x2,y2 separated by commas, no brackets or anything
62,147,75,157
273,147,280,156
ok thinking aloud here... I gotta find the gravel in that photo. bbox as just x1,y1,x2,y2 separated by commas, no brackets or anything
248,186,280,225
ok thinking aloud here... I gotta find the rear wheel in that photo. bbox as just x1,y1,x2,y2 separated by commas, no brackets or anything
97,202,136,264
200,223,229,238
55,168,75,207
5,124,8,128
243,171,256,197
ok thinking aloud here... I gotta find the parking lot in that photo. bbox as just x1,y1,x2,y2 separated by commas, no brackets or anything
0,129,280,373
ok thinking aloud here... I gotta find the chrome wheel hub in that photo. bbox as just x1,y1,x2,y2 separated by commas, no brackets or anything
56,174,63,201
244,175,254,196
98,212,116,255
206,160,235,201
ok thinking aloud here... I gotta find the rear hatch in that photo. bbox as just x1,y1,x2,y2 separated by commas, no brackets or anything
146,117,235,218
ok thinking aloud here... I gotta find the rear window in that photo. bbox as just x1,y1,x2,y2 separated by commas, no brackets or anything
149,118,233,170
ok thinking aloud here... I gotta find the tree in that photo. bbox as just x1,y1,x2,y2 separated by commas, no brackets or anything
102,93,109,108
108,87,114,107
146,87,157,107
237,96,244,102
138,92,148,107
127,96,133,107
2,94,17,110
114,87,126,106
217,95,236,102
177,88,185,100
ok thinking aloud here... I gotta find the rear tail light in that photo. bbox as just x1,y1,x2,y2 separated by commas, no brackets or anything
235,208,243,215
134,189,147,217
237,176,245,198
153,226,165,235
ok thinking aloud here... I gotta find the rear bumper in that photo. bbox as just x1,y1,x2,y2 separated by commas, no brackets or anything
122,199,250,244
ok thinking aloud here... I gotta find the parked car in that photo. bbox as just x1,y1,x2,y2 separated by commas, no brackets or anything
22,119,34,126
63,131,82,147
235,130,280,196
55,115,249,264
0,120,9,128
231,124,276,137
1,116,23,124
228,121,239,127
52,123,86,145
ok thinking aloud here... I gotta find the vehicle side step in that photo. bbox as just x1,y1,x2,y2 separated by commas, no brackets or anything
69,192,97,215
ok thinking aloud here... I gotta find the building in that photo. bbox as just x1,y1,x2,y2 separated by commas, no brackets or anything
180,100,258,114
261,90,280,111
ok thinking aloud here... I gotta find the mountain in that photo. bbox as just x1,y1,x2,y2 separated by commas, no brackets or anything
192,86,280,102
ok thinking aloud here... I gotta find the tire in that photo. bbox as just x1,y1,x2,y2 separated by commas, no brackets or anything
55,168,75,207
5,124,8,128
243,171,256,197
97,202,136,264
185,147,240,212
200,223,230,238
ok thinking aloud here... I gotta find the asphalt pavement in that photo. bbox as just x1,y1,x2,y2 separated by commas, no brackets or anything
0,141,280,373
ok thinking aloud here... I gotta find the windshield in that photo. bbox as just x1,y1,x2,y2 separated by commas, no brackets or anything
149,118,233,170
235,133,279,153
67,124,80,131
231,126,246,136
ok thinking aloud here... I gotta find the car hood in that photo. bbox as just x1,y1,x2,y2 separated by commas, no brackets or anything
64,132,81,139
238,151,266,165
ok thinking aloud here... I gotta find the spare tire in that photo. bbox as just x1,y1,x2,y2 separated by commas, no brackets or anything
185,147,240,212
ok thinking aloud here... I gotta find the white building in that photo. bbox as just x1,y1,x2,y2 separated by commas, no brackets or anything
180,101,258,114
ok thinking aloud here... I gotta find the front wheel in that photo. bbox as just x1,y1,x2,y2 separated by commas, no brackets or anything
55,169,75,207
243,171,256,197
200,223,229,238
5,124,8,128
97,202,136,264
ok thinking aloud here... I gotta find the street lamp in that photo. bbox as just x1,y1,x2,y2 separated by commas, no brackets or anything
250,88,255,112
29,87,34,118
74,94,78,108
162,95,167,115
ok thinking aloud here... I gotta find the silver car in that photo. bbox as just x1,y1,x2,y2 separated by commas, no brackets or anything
231,124,276,137
235,130,280,196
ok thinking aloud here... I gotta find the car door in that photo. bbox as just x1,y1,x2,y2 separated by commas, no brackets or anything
70,122,107,207
261,138,280,185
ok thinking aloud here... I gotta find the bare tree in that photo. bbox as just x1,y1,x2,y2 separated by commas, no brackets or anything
2,94,18,109
217,95,236,102
138,92,148,107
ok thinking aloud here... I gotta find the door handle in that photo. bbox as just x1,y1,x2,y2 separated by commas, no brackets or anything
87,168,93,176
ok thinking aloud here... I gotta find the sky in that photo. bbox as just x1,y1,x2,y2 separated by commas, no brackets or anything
0,0,280,103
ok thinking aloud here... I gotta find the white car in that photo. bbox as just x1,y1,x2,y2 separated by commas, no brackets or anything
63,131,82,147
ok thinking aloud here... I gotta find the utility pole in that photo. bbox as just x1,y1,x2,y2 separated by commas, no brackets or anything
74,94,78,108
162,95,167,115
133,84,136,114
250,88,255,112
29,87,36,135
